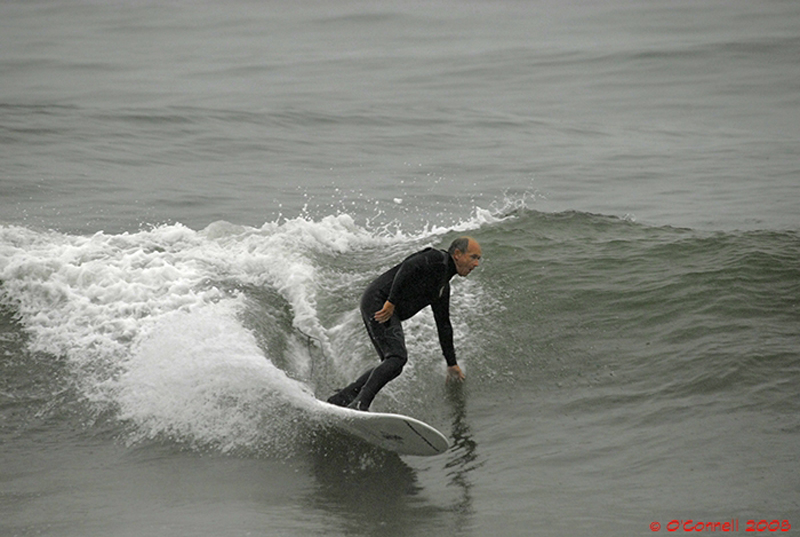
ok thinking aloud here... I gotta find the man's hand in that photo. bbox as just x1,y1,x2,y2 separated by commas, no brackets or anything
446,365,465,383
374,301,395,323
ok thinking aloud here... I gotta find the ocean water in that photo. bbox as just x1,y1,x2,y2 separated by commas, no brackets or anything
1,1,799,536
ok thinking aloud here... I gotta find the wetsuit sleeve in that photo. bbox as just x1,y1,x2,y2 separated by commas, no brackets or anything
431,287,457,367
386,252,426,306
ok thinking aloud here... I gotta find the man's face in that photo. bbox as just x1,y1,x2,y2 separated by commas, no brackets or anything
453,240,482,277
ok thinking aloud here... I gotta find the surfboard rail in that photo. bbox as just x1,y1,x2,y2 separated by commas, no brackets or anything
316,400,450,456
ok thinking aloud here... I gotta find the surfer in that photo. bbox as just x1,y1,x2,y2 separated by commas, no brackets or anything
327,236,482,411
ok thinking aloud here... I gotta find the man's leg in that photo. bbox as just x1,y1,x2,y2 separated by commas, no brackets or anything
327,290,409,410
347,312,407,410
326,299,384,407
348,355,404,410
326,367,373,406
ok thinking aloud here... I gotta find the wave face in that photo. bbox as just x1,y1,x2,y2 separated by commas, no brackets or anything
3,209,798,456
0,210,502,453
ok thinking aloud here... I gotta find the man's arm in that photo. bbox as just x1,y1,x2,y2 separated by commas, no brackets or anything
386,252,427,306
447,364,465,383
432,288,464,382
374,300,395,323
378,249,434,323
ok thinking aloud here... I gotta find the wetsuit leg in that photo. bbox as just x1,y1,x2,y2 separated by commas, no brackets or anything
327,367,373,406
327,290,409,409
335,289,406,410
350,311,407,409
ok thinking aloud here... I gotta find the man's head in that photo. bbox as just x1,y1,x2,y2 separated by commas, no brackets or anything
449,236,482,277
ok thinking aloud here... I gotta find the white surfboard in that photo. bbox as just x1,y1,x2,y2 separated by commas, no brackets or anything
316,400,449,456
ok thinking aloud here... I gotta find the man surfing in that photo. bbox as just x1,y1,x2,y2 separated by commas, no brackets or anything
327,236,482,411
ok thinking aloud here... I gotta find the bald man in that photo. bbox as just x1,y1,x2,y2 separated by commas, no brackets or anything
327,237,482,411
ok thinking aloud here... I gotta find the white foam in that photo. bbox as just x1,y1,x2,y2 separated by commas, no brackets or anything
0,206,506,451
106,303,314,452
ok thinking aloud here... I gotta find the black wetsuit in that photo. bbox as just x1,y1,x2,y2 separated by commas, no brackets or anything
329,247,458,410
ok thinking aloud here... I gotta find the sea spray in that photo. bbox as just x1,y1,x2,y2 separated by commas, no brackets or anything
1,208,498,453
